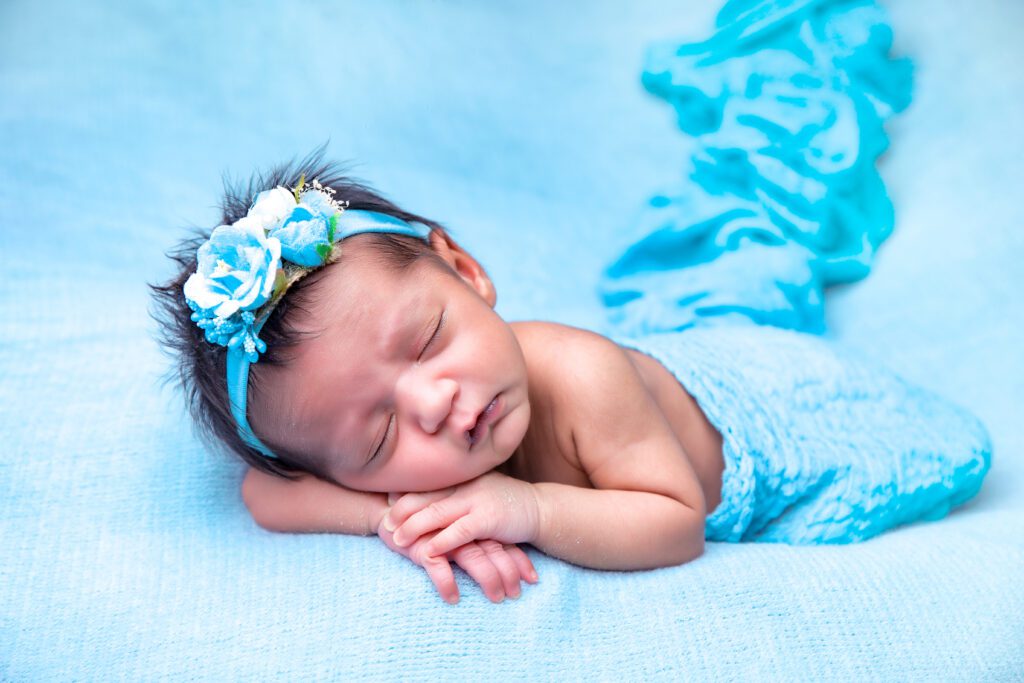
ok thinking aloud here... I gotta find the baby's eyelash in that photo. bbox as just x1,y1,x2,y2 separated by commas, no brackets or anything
370,415,394,463
418,310,446,360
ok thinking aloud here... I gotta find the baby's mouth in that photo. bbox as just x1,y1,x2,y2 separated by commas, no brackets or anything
467,395,500,446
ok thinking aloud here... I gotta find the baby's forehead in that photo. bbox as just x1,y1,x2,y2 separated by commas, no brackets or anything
307,245,411,310
297,256,440,362
318,256,427,317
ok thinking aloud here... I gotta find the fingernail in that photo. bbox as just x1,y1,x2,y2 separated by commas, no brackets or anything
509,589,521,599
382,513,396,533
529,572,538,583
446,594,459,605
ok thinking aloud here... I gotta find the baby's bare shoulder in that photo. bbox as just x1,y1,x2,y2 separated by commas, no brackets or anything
510,321,628,377
510,322,703,510
510,321,642,407
509,320,620,352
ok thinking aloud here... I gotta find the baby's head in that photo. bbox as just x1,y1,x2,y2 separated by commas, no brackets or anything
153,153,531,492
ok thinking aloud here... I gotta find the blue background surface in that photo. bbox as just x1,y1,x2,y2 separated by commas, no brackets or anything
1,1,1021,679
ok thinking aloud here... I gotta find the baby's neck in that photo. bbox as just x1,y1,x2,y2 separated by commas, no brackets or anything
494,445,526,479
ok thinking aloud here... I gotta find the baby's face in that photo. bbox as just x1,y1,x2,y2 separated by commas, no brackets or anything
252,234,531,493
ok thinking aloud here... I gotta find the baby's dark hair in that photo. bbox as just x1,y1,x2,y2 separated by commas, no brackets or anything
150,148,449,482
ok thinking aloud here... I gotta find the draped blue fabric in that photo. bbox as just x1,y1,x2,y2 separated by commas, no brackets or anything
601,0,913,335
597,0,992,549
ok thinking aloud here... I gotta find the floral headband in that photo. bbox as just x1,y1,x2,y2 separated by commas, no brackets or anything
184,177,431,459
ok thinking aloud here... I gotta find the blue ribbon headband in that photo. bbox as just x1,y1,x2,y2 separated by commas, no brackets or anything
225,209,431,459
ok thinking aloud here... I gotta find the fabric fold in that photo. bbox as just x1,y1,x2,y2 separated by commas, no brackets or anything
601,0,913,336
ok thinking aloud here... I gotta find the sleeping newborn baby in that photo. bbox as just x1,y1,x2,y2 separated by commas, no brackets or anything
153,156,990,605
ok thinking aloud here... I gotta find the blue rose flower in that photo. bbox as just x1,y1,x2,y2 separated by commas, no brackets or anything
183,220,282,321
246,187,296,231
268,203,336,267
298,187,338,217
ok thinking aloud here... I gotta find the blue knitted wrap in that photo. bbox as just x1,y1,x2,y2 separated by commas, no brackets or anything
616,326,992,543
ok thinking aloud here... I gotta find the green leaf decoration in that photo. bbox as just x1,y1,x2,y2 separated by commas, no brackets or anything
316,243,332,262
327,213,337,243
293,173,306,203
272,269,288,296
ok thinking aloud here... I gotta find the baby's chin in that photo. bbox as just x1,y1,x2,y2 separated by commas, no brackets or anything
431,453,512,491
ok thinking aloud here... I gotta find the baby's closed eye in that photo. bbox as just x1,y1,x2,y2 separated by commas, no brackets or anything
418,309,446,361
369,414,395,464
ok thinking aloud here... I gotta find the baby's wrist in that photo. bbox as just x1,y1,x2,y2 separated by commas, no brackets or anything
367,493,390,536
529,482,551,545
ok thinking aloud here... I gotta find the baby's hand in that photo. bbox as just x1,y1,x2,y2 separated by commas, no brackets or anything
376,512,537,604
383,471,542,560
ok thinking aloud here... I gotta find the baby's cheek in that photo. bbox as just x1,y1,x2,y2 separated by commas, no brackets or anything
495,406,529,457
414,458,470,491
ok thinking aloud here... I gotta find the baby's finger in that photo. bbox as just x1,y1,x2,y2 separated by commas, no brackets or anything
476,540,522,599
384,489,452,534
503,544,539,584
449,543,505,603
420,553,460,605
420,515,480,558
393,499,471,547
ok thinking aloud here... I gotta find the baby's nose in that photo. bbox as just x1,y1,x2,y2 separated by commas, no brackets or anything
413,377,459,435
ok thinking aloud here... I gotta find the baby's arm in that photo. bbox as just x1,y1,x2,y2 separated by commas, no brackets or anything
532,333,707,568
387,330,707,570
241,468,536,603
242,467,388,535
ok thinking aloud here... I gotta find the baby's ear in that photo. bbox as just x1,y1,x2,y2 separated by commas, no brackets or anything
428,229,496,307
